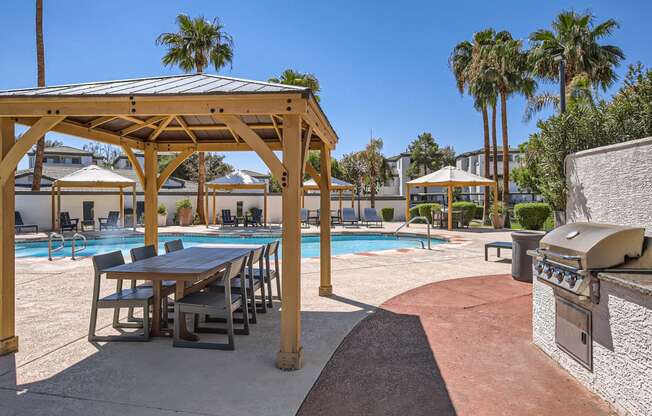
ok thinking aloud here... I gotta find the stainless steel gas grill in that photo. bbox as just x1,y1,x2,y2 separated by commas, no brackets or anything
531,222,648,303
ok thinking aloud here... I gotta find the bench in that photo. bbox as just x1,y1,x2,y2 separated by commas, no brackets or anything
485,241,512,261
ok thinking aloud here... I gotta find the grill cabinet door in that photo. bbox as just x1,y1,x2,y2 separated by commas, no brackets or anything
555,297,592,370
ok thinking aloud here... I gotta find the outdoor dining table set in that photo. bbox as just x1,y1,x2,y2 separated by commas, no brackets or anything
88,239,281,350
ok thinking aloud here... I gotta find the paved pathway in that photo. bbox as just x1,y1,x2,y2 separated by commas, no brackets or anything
298,275,615,416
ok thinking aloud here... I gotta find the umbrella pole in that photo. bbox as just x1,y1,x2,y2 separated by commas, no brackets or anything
447,186,453,231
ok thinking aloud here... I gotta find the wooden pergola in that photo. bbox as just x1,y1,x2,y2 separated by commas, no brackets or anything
406,166,496,230
302,177,354,214
205,170,268,226
51,165,137,231
0,73,338,370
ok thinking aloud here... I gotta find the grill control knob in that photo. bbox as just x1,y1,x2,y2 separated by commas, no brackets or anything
543,265,553,279
535,262,544,274
552,269,563,282
565,273,577,288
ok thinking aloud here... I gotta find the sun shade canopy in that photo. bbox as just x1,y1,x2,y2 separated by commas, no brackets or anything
54,165,135,188
208,169,266,186
407,166,496,187
303,177,354,190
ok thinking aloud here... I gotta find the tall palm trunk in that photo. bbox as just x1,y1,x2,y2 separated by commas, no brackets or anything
481,103,490,224
196,151,206,223
370,182,376,208
32,0,45,191
491,101,498,204
499,90,510,226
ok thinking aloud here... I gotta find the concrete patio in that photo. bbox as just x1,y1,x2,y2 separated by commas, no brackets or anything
0,225,612,415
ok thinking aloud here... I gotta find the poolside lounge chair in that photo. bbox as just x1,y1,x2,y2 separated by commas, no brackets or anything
246,208,263,227
341,208,358,226
221,209,239,227
173,255,249,350
363,208,383,228
59,212,79,232
330,210,341,225
89,250,152,342
309,209,320,225
15,211,38,234
99,211,120,231
300,208,310,227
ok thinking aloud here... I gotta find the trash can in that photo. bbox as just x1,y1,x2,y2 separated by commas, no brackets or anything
511,231,545,282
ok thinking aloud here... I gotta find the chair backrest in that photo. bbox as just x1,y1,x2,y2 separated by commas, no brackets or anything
248,246,265,267
300,208,308,221
14,211,23,226
164,239,184,253
91,250,126,298
251,208,262,220
266,240,280,257
315,209,320,218
222,255,247,295
222,209,232,220
363,208,377,220
60,212,69,225
130,244,157,262
109,211,119,224
342,208,356,220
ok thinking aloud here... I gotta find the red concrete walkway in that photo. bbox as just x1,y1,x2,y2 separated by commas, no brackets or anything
298,275,614,416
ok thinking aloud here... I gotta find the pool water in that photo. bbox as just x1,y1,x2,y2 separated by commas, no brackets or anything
15,234,445,259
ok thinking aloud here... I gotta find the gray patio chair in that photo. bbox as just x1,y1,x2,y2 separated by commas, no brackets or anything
59,211,79,232
89,250,152,342
99,211,120,231
173,255,249,350
127,245,176,323
300,208,309,227
209,245,266,324
164,239,184,253
15,211,38,234
341,208,358,225
251,240,280,308
363,208,383,228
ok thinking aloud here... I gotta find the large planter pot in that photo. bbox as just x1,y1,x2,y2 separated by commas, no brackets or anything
491,213,505,229
157,213,167,227
177,208,193,226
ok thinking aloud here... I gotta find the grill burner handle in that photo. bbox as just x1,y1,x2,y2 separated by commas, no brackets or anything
536,248,583,271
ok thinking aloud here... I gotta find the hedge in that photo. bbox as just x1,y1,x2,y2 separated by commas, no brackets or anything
514,202,552,230
380,207,394,221
408,203,441,224
451,201,478,226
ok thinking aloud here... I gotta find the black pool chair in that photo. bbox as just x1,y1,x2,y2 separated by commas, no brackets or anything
341,208,358,226
15,211,38,234
300,208,310,227
221,209,239,227
246,208,263,227
99,211,120,231
363,208,383,228
59,212,79,232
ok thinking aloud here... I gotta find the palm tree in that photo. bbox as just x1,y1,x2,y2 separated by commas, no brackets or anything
485,31,535,212
362,138,387,208
157,14,234,223
526,11,624,118
31,0,46,191
269,69,321,100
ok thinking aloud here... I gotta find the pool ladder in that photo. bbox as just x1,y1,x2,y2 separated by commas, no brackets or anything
394,216,431,250
48,232,87,261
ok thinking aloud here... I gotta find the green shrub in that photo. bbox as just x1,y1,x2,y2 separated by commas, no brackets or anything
542,215,555,232
452,201,478,226
409,206,421,221
380,207,394,221
176,198,192,210
413,203,442,224
514,202,552,230
157,204,167,215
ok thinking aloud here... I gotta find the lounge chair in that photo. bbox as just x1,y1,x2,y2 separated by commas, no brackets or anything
363,208,383,228
15,211,38,234
246,208,263,227
330,210,341,225
59,212,79,232
99,211,120,231
341,208,358,226
300,208,310,227
221,209,239,227
309,209,320,225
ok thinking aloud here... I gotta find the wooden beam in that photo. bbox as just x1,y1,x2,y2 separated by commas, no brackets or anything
213,114,286,180
318,141,332,297
121,145,145,185
301,125,313,175
0,118,18,355
117,115,145,124
305,164,322,186
121,115,167,136
0,116,64,186
174,116,198,143
148,115,174,141
87,116,117,129
271,116,282,142
157,148,194,190
277,113,303,370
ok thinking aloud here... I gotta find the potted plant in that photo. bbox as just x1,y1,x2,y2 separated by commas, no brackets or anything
175,199,193,226
491,202,506,229
157,204,168,227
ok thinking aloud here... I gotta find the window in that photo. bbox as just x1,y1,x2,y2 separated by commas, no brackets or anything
83,201,94,222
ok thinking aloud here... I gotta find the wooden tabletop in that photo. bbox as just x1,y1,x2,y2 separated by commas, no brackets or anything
104,244,261,282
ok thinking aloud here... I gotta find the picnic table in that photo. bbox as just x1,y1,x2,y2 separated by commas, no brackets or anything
105,244,263,339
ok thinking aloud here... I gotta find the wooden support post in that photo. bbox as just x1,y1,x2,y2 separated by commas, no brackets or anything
51,186,55,231
132,185,137,231
119,188,124,227
301,191,305,208
56,185,61,232
277,114,303,371
212,188,217,225
0,118,18,355
318,143,332,297
264,185,268,226
447,185,453,231
143,143,158,249
338,190,343,215
205,184,209,227
351,188,355,208
406,184,411,226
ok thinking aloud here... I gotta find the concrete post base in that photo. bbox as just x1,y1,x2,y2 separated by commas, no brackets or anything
318,285,333,297
0,336,18,355
276,347,304,371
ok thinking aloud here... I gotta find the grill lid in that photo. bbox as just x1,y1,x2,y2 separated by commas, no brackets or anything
539,222,645,269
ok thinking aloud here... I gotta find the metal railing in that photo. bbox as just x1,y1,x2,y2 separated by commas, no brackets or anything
394,216,432,250
71,233,87,260
48,232,65,261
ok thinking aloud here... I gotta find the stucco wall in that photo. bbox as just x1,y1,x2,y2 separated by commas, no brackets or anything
566,137,652,230
532,278,652,416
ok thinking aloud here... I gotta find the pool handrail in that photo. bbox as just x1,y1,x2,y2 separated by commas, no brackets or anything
394,216,431,250
71,233,87,260
48,232,65,261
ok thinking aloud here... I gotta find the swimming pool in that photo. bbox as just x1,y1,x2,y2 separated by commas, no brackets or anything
15,234,445,259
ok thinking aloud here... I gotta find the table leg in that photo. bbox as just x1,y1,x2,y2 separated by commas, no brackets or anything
175,282,199,341
151,281,163,336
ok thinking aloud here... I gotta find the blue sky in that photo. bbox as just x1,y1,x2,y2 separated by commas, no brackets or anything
2,0,650,172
